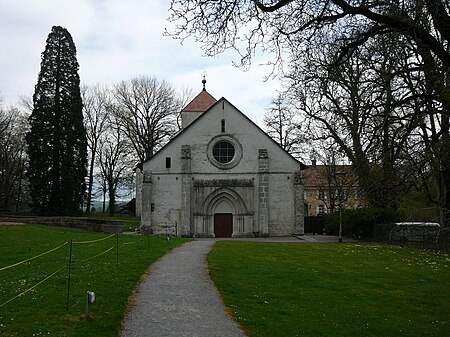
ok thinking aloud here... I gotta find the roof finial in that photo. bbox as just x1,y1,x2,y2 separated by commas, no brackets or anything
202,72,207,91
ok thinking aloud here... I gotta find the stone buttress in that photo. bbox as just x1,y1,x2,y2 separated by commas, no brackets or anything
258,149,269,236
180,145,192,236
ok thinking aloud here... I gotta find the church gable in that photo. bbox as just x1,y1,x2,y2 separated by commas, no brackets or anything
145,97,301,174
139,86,305,238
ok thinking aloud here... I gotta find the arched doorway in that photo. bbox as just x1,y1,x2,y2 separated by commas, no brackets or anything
213,199,234,237
214,214,233,237
201,188,248,238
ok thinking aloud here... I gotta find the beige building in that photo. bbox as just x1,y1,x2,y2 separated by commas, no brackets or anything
136,83,306,237
301,160,366,216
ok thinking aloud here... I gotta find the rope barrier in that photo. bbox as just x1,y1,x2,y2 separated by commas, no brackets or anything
73,233,115,245
0,264,67,308
0,241,68,272
0,233,151,308
0,233,118,272
74,246,115,264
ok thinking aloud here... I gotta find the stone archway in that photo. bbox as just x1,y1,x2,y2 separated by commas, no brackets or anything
213,199,234,237
201,188,248,237
202,187,248,214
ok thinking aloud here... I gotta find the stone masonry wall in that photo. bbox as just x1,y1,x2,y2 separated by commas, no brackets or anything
258,149,269,236
135,168,143,216
141,99,305,237
180,145,192,236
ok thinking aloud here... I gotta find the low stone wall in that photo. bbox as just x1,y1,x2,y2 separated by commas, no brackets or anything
0,215,123,233
389,223,440,243
374,222,449,253
437,228,449,253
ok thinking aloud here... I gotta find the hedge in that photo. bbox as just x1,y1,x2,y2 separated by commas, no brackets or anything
324,207,400,238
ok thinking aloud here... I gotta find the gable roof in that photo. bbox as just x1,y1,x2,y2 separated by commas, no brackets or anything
181,89,217,112
301,164,358,187
144,97,307,169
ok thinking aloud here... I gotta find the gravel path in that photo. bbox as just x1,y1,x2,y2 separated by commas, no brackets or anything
120,239,246,337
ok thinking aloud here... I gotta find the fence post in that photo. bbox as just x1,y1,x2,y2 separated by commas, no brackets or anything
66,240,73,310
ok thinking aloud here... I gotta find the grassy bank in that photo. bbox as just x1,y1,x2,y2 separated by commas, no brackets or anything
84,214,141,232
208,241,450,337
0,224,184,336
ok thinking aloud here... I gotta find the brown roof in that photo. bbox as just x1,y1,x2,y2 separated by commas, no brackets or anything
301,164,357,187
181,89,217,112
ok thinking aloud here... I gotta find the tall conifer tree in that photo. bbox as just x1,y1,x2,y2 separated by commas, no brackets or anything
27,26,87,215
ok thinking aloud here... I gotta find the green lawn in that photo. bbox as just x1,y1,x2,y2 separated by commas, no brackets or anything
208,241,450,337
0,225,185,336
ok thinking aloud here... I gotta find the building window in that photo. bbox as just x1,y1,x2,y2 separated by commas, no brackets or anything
317,204,325,215
336,189,345,200
165,157,171,168
221,119,226,132
207,134,243,169
212,141,235,163
317,190,326,200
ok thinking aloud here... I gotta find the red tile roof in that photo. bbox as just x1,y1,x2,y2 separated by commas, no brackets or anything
181,90,217,112
301,164,358,187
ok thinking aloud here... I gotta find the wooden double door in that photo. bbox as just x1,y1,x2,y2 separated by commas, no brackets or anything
214,213,233,237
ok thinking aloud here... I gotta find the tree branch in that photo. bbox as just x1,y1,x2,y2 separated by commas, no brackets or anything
252,0,295,13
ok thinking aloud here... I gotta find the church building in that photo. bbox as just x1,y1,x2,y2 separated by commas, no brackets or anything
136,80,306,237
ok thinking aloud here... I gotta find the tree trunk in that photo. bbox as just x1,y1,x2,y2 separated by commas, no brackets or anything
102,190,106,214
438,112,450,227
15,155,25,213
85,151,95,213
108,181,115,217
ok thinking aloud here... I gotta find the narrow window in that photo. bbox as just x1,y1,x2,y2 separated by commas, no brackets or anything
317,205,325,215
317,190,326,200
166,157,171,168
221,119,226,132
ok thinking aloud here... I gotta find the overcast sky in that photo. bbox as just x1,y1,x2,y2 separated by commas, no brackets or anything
0,0,282,124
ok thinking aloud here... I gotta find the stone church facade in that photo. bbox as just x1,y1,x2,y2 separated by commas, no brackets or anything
136,83,305,237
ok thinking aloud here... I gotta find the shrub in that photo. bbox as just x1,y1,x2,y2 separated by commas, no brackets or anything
324,207,400,238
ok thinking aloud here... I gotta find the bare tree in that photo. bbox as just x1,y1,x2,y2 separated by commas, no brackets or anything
19,94,33,113
112,76,184,163
292,35,423,209
167,0,450,226
82,84,111,213
322,148,359,212
175,85,195,129
96,170,108,214
320,147,356,242
0,103,29,212
167,1,449,105
96,116,134,217
417,98,450,227
264,93,306,159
